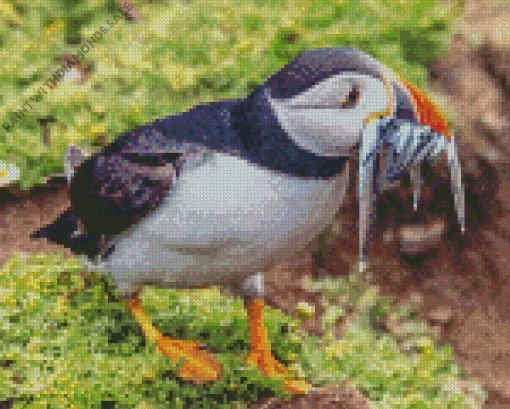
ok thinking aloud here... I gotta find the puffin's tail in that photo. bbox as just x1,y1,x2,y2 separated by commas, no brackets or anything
31,208,100,258
31,208,77,242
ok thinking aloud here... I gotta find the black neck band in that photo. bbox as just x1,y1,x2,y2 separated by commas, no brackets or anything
232,87,348,179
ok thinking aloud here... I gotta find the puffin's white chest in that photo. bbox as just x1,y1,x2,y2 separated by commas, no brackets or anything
103,153,349,293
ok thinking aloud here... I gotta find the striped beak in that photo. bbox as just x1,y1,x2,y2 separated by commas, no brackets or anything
363,75,451,139
399,78,451,139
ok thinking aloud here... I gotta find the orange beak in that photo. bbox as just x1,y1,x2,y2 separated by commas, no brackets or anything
400,78,451,139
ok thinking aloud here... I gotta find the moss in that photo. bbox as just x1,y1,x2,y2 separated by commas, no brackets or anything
0,253,485,408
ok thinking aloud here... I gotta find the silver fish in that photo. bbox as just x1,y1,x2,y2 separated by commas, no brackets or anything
358,118,465,272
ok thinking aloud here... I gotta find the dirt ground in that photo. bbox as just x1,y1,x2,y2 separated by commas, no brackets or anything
1,1,510,407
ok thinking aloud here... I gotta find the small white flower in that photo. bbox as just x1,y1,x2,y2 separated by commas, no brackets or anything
0,160,20,186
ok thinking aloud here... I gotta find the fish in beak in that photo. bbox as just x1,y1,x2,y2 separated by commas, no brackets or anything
358,78,465,271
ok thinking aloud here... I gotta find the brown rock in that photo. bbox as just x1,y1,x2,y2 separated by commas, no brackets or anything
398,220,445,255
427,305,454,325
249,383,370,409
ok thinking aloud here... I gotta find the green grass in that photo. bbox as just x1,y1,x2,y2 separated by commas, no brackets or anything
0,0,461,188
0,253,486,408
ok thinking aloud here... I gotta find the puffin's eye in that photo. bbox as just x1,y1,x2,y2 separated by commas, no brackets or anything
340,86,360,109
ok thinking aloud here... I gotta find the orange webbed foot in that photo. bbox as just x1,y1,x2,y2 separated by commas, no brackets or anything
245,298,312,395
157,337,222,384
127,290,222,385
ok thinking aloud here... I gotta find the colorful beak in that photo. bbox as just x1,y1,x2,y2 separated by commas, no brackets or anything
399,78,451,139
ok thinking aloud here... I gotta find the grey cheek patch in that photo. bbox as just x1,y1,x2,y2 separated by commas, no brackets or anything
357,118,466,272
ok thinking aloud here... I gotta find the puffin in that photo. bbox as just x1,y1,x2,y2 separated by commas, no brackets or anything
32,47,464,394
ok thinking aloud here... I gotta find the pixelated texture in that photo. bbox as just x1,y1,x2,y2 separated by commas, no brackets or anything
0,254,485,407
1,0,509,407
1,0,455,188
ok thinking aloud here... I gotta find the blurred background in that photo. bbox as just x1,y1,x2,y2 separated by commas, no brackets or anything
0,0,459,188
0,0,509,408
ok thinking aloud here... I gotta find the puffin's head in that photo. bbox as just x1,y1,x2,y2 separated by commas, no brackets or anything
265,47,450,157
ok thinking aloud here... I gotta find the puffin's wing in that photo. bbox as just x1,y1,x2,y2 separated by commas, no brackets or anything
71,148,184,236
32,143,195,258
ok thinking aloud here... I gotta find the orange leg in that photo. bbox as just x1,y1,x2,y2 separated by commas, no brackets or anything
126,290,222,384
244,298,311,394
